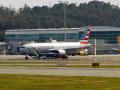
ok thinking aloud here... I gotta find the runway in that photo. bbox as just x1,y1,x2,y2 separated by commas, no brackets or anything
1,54,120,61
0,67,120,77
0,55,120,77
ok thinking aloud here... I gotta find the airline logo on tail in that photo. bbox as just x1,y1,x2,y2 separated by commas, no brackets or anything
80,25,92,44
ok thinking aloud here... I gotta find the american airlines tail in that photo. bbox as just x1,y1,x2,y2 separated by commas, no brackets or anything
80,25,92,44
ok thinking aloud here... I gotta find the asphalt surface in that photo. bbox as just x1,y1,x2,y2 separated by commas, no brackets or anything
0,67,120,77
1,54,120,61
0,55,120,77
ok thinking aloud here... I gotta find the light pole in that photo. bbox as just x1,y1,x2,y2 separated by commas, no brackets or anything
94,38,97,62
63,2,67,41
94,38,96,56
58,1,68,41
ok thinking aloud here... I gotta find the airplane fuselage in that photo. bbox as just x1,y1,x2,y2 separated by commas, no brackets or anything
23,42,89,53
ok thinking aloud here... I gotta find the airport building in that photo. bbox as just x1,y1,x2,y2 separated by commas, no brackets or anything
5,26,120,54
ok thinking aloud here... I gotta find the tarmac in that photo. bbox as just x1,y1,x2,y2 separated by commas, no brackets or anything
0,67,120,77
0,55,120,77
0,54,120,60
0,55,25,60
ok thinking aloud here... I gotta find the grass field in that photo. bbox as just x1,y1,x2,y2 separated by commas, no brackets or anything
0,74,120,90
1,62,120,68
0,58,120,68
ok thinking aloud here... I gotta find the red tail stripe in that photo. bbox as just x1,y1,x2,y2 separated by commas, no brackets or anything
80,25,92,44
82,38,89,40
80,42,88,44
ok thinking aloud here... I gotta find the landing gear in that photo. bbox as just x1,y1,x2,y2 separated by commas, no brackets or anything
25,54,28,60
61,55,68,59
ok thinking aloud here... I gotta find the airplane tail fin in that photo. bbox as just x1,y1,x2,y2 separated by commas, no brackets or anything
80,25,93,44
49,37,57,43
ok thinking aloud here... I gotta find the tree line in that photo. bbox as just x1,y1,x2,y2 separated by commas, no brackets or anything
0,0,120,41
0,0,120,31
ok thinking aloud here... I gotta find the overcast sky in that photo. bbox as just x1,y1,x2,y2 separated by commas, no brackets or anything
0,0,119,9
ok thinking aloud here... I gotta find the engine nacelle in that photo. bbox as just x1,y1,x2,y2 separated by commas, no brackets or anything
47,49,68,58
57,49,66,55
48,49,66,55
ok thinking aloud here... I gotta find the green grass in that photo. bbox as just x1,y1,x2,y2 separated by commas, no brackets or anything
0,59,120,68
1,63,120,68
0,74,120,90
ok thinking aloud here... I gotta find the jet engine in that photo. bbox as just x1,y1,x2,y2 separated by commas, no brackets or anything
57,49,66,55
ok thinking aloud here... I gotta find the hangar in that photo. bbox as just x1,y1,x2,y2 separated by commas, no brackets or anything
5,26,120,54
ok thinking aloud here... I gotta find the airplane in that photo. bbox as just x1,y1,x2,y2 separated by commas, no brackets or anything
21,25,93,59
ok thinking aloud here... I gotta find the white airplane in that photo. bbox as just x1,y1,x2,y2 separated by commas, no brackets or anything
22,25,93,59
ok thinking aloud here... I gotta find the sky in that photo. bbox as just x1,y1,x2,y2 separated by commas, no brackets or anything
0,0,119,9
